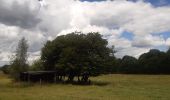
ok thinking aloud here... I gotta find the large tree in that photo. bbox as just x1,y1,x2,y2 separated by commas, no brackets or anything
41,32,115,82
10,37,29,81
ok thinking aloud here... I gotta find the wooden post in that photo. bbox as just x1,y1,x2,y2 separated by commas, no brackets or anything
54,73,56,83
40,78,42,85
28,74,30,83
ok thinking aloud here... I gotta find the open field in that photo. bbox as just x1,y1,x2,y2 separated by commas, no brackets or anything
0,72,170,100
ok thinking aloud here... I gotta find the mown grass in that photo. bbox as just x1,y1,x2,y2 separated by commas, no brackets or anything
0,72,170,100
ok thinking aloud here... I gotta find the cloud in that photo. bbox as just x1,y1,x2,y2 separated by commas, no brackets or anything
1,0,170,36
0,0,41,29
166,38,170,46
115,47,150,58
132,35,165,48
0,0,170,65
0,23,47,65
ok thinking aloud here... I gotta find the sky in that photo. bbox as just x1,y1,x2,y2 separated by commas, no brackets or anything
0,0,170,66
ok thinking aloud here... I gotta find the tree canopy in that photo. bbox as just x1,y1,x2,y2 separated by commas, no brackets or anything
3,33,170,84
41,32,116,82
10,37,29,80
116,49,170,74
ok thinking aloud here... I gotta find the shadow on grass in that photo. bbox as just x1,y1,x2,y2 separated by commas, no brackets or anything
91,81,110,86
64,80,110,86
7,80,110,88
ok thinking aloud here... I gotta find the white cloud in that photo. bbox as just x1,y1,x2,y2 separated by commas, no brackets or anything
132,35,166,48
108,37,131,49
0,24,47,65
115,47,150,58
166,38,170,46
0,0,170,65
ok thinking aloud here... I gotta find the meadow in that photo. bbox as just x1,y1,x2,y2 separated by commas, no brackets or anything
0,72,170,100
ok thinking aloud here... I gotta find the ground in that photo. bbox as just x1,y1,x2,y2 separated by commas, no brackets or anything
0,72,170,100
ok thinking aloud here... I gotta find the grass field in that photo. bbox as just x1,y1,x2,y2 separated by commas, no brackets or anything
0,72,170,100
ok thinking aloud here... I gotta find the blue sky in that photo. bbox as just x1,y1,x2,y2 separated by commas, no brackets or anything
81,0,170,7
121,31,170,42
162,32,170,40
121,31,134,41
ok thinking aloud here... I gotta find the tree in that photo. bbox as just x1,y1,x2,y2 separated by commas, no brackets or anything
138,49,166,74
10,37,29,81
167,47,170,55
41,32,116,82
115,48,170,74
1,65,10,74
118,56,138,74
30,59,44,71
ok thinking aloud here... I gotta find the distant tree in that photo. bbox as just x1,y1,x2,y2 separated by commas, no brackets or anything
1,65,10,74
30,59,44,71
138,49,167,74
118,55,138,74
10,37,29,81
41,32,116,82
167,47,170,55
114,49,170,74
163,48,170,73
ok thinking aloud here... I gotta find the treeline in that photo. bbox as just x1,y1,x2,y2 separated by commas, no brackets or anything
113,49,170,74
1,32,115,82
1,32,170,82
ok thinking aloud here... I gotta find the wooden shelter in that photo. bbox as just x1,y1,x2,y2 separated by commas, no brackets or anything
20,71,56,83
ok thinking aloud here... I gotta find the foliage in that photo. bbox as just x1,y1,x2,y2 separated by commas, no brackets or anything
37,32,170,81
116,49,170,74
41,32,116,82
10,37,29,81
0,65,10,74
118,55,138,74
29,59,44,71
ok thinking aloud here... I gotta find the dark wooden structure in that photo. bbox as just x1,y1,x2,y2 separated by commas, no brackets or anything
20,71,90,84
20,71,56,83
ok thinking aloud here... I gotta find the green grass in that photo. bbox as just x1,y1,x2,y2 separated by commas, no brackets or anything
0,72,170,100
